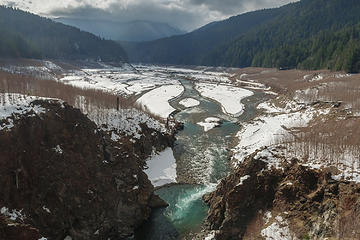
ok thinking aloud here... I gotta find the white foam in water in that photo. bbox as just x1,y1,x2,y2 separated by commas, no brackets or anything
169,184,216,222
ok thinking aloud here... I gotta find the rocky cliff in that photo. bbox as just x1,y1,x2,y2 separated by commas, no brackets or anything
0,99,173,239
204,150,360,239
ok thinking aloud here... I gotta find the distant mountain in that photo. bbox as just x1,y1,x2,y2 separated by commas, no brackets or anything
124,0,360,73
0,6,128,62
55,18,185,42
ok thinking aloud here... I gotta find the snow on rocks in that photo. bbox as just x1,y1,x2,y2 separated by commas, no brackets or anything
144,148,177,187
0,93,167,145
335,73,351,78
136,85,184,119
84,107,166,140
231,95,360,184
303,73,325,82
261,215,297,240
0,93,53,131
296,145,360,183
71,89,167,140
53,145,63,154
197,117,222,132
263,211,272,224
0,207,26,222
250,99,360,183
232,99,328,167
309,74,324,82
179,98,200,108
195,82,253,116
42,206,51,214
253,148,286,171
204,231,216,240
236,175,250,186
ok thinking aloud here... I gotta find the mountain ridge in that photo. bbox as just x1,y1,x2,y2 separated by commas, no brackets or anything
122,7,281,65
0,6,128,62
55,18,185,42
123,0,360,73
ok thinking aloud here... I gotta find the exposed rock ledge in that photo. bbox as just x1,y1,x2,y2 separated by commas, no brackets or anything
0,100,174,239
203,151,360,240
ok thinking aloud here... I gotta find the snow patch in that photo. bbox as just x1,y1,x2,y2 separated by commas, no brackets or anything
44,61,61,71
0,93,51,131
335,73,351,78
197,117,221,132
195,82,253,116
179,98,200,108
309,74,324,82
144,148,177,187
42,206,51,213
53,145,63,154
59,65,181,96
136,85,184,119
261,215,297,240
204,231,216,240
0,207,25,221
232,99,324,166
83,107,166,139
236,175,250,186
264,211,272,224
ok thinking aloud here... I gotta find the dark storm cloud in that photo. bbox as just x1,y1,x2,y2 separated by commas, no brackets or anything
186,0,295,15
50,1,204,31
48,0,297,31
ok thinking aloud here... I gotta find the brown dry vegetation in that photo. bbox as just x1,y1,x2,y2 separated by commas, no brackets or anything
0,71,165,124
234,67,360,175
277,117,360,172
234,67,360,110
0,71,134,109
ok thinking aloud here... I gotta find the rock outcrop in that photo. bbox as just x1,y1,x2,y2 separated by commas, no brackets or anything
204,152,360,239
0,100,172,239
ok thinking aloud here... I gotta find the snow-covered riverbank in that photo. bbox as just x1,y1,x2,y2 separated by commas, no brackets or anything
195,82,253,116
136,85,184,119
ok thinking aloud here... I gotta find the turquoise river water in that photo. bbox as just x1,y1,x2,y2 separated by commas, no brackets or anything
135,75,266,239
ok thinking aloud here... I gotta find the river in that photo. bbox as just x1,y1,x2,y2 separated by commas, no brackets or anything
135,73,267,239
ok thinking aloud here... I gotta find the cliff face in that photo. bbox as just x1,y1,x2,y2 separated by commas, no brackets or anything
0,100,171,239
204,151,360,240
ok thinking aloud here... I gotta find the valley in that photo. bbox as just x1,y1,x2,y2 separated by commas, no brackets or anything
2,60,360,239
1,0,360,239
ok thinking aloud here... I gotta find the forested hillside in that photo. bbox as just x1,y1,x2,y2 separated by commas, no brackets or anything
207,0,360,73
125,0,360,73
122,8,282,65
0,6,128,61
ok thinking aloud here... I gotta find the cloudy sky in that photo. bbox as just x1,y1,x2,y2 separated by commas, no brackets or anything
1,0,297,31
